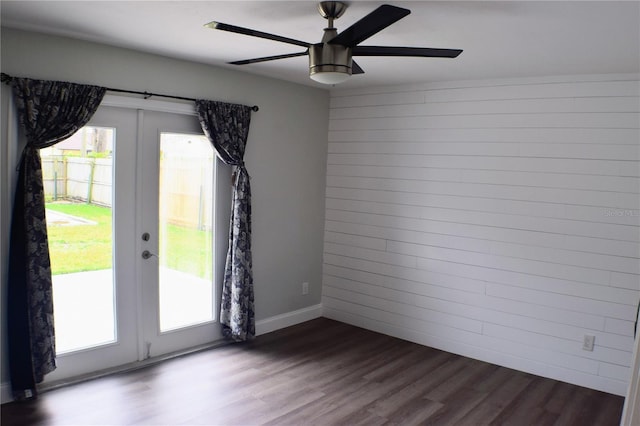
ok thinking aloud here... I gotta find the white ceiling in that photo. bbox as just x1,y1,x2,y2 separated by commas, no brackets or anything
1,1,639,90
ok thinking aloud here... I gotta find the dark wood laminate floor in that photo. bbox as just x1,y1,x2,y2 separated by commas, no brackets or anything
1,318,624,425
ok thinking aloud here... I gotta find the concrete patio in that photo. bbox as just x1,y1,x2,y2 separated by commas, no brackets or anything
52,268,214,354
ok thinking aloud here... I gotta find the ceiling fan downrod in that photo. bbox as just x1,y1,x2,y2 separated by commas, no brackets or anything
317,1,348,29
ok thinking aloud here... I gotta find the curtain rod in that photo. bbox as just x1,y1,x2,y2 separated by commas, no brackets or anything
0,72,259,112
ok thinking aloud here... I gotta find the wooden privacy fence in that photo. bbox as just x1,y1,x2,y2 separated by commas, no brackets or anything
42,156,213,230
159,156,214,231
42,156,112,206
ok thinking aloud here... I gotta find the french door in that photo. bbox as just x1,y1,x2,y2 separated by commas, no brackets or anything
43,101,228,383
139,110,226,357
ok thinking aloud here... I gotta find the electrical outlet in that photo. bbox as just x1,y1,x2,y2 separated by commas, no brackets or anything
302,282,309,295
582,335,595,351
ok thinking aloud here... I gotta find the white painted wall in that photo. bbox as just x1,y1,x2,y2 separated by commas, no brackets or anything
0,28,329,398
322,75,640,396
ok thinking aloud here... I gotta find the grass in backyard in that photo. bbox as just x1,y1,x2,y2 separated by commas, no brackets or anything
160,224,213,280
46,202,112,275
47,201,213,279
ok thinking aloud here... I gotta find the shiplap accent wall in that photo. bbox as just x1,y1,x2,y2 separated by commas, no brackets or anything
322,74,640,396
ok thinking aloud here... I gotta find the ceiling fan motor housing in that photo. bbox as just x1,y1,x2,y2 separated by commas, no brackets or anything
309,27,353,78
309,43,353,77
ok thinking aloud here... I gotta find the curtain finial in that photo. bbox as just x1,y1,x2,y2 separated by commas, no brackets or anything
1,73,14,84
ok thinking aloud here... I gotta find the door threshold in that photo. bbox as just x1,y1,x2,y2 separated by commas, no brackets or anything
40,339,230,394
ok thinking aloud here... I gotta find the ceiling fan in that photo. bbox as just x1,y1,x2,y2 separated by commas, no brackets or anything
205,1,462,85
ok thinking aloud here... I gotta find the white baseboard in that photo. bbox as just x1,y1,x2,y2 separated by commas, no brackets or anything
256,304,323,336
1,382,12,404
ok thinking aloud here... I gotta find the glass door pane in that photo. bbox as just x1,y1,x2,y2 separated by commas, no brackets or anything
43,126,117,353
158,133,215,331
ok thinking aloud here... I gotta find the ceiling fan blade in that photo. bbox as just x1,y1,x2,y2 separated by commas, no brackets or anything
351,60,365,75
353,46,463,58
328,4,411,47
205,21,310,48
229,51,309,65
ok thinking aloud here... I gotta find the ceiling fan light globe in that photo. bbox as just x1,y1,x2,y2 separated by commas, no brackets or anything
310,70,350,85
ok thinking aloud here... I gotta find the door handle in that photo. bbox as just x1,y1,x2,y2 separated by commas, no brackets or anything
141,250,158,260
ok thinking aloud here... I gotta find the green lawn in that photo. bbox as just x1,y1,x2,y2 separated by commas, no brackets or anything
46,202,212,279
161,224,213,280
46,202,112,275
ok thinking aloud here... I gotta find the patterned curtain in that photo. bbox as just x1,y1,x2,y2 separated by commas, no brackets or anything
8,77,106,399
195,100,254,342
